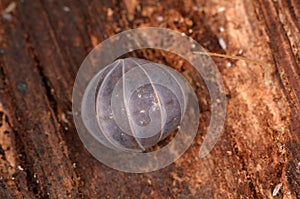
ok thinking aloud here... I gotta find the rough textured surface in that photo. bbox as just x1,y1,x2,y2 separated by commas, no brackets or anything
0,0,299,198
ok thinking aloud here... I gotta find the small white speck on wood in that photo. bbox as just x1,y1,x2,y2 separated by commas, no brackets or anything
107,8,113,17
17,165,24,171
193,6,199,11
63,6,71,12
5,2,17,13
217,7,226,12
272,182,282,196
2,13,12,21
61,113,69,123
218,37,227,50
156,16,164,22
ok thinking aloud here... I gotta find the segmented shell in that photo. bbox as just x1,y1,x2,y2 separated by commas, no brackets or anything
82,58,188,152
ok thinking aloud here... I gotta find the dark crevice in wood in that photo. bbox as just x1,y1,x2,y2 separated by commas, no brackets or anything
21,2,91,196
11,4,56,198
285,0,300,28
248,181,259,199
0,143,6,160
0,66,8,90
285,154,300,197
0,179,7,191
0,111,3,127
25,2,84,194
232,141,260,198
0,32,8,91
17,135,43,198
4,113,42,198
261,0,300,108
19,2,88,196
17,1,59,117
17,6,77,153
38,0,78,79
19,0,73,137
25,33,58,115
0,180,12,199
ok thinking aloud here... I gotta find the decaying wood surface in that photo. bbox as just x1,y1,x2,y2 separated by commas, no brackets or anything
0,0,299,198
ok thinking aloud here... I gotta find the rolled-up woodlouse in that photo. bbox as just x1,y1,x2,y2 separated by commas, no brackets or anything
81,58,188,152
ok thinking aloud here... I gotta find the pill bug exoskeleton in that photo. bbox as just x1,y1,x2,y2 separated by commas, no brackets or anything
82,58,188,152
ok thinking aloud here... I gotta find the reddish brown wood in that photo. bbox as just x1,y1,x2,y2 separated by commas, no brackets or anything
0,0,299,198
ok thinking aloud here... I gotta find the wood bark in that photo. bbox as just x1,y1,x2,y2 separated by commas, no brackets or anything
0,0,299,198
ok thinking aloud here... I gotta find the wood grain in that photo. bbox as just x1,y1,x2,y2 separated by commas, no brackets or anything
0,0,299,198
